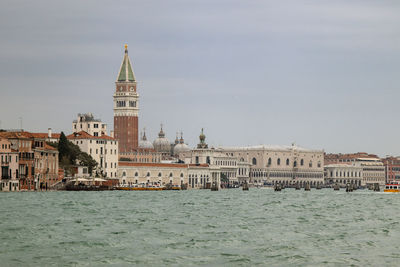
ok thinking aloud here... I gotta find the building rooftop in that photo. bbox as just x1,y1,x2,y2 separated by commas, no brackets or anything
67,131,116,141
219,144,323,153
118,162,209,168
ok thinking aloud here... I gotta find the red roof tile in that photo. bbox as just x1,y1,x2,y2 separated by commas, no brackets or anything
30,133,61,139
67,131,116,140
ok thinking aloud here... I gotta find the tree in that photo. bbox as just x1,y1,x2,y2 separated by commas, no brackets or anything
77,152,98,173
58,132,70,163
221,173,228,183
56,132,98,176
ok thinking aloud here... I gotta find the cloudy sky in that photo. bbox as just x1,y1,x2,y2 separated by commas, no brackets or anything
1,0,399,156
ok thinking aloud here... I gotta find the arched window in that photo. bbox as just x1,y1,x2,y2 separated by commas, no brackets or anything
277,158,281,165
267,158,271,166
252,158,257,165
300,159,304,166
318,162,321,168
158,172,162,177
294,161,297,167
122,171,126,177
169,173,173,177
309,161,312,168
147,172,150,177
135,172,138,177
180,173,184,178
286,159,290,166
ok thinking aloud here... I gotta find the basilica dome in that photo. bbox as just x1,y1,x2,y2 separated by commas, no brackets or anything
138,130,154,150
174,132,191,155
153,125,171,153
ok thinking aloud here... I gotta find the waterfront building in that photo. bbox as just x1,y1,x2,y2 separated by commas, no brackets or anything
382,156,400,182
355,158,385,186
179,130,324,187
114,44,139,153
219,144,325,187
0,137,19,191
118,162,210,189
67,131,118,178
0,131,61,190
178,130,231,188
324,152,379,165
0,131,35,190
324,152,385,186
34,142,59,190
324,164,363,187
72,113,107,137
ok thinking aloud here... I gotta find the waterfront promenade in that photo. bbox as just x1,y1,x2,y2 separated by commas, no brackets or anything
0,189,398,266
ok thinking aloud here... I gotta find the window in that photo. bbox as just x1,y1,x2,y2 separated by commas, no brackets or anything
116,101,126,107
135,172,138,177
294,161,297,167
277,158,281,165
158,172,162,177
94,132,98,137
300,159,304,166
94,124,99,128
267,158,271,166
252,158,257,165
318,162,321,168
147,172,150,177
286,159,289,166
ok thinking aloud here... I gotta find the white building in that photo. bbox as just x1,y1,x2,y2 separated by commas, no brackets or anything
67,131,118,178
324,164,363,187
219,144,325,187
72,113,107,137
355,158,385,186
118,162,213,189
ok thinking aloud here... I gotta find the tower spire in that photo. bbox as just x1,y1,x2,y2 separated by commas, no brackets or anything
117,44,136,82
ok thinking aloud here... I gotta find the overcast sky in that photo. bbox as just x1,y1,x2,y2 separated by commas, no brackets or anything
1,0,400,156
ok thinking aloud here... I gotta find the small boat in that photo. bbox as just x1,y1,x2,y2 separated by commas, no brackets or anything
384,182,400,193
116,184,164,191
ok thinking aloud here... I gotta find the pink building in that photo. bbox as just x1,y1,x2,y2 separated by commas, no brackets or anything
0,137,19,191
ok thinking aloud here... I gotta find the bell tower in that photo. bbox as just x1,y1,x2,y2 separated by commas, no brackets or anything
113,44,139,153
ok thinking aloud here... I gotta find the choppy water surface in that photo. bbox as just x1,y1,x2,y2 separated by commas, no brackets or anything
0,189,399,266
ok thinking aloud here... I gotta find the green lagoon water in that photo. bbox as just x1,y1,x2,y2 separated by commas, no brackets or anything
0,189,399,266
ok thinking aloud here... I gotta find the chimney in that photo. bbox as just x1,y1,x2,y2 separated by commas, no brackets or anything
110,130,114,138
48,128,52,138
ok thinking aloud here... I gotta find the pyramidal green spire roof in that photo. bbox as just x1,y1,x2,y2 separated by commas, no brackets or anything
117,44,136,82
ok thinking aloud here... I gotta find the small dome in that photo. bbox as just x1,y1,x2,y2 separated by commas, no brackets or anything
174,132,190,155
153,125,170,153
139,130,154,149
174,143,190,155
